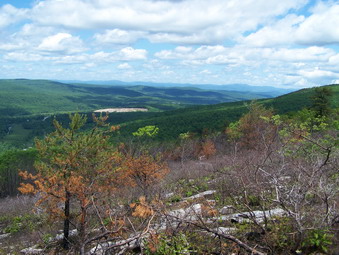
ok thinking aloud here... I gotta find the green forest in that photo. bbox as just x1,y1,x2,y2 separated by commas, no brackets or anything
0,79,283,148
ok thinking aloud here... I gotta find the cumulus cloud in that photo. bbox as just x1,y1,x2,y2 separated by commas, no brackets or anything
1,0,338,87
299,68,339,80
241,14,305,47
155,45,226,60
0,4,28,28
94,29,146,44
0,42,26,51
4,52,46,62
295,2,339,45
155,45,335,65
118,47,147,60
37,33,86,54
117,63,132,69
241,2,339,46
61,47,147,63
329,54,339,65
30,0,306,44
4,46,147,64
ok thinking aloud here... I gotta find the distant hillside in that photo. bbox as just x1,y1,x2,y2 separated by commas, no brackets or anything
63,79,293,97
0,79,273,118
0,79,280,147
1,80,336,147
117,84,339,140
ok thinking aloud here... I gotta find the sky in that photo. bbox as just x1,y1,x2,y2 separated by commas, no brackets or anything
0,0,338,88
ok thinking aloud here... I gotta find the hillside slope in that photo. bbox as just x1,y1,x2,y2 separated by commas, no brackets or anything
1,81,337,147
0,79,270,117
118,84,339,140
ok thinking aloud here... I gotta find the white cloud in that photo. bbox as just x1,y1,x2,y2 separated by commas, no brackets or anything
201,69,211,74
19,23,56,37
241,14,305,47
155,45,226,60
1,0,338,88
117,63,132,69
119,47,147,60
296,2,339,45
329,54,339,65
4,52,46,62
0,42,26,51
241,2,339,47
265,47,334,62
0,4,28,28
156,45,335,65
4,46,147,64
0,24,60,54
37,33,86,54
94,29,146,44
30,0,306,44
54,55,88,64
299,68,339,80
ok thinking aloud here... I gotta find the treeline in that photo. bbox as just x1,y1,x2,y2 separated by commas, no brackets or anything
0,148,36,197
118,84,339,141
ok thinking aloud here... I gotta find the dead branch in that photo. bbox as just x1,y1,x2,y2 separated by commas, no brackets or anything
164,212,267,255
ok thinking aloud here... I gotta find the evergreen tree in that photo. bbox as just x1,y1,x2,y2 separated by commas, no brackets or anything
19,113,121,251
310,87,333,117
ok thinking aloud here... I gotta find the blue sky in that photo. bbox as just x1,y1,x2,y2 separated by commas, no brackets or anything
0,0,338,88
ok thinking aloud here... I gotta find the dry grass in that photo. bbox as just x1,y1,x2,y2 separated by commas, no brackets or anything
0,195,37,217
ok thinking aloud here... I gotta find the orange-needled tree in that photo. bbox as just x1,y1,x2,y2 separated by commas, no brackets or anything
19,113,122,253
120,153,169,198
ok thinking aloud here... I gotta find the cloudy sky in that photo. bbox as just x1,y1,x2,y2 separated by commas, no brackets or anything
0,0,338,88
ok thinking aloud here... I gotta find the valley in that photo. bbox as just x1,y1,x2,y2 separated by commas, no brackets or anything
0,79,285,148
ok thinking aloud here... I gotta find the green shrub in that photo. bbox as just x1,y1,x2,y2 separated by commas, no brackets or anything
4,214,40,234
145,233,191,255
302,229,333,254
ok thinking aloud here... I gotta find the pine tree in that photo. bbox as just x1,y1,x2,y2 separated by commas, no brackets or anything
19,113,121,251
310,87,333,117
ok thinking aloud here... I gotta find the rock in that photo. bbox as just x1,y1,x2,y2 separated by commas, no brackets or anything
20,245,43,255
55,229,78,240
89,233,148,255
184,190,216,200
220,205,236,215
0,233,10,240
169,204,202,220
164,192,174,198
215,227,236,235
210,208,285,223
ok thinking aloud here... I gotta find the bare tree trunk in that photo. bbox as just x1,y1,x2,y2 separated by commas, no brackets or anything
79,203,87,255
63,190,70,250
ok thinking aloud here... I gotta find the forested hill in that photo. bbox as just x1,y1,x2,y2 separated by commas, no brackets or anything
117,84,339,140
0,81,337,147
0,79,273,117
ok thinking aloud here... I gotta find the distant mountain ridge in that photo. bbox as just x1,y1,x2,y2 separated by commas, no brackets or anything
0,80,336,147
59,80,295,97
0,79,277,118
